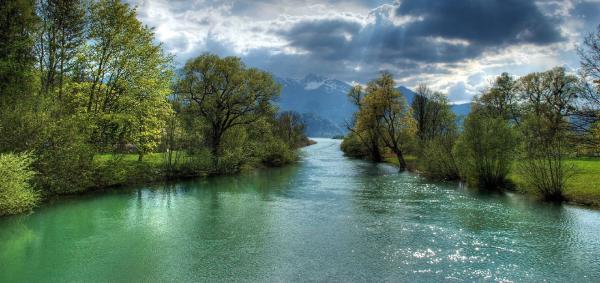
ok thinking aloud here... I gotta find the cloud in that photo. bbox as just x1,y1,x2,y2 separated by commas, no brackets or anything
127,0,600,102
396,0,563,45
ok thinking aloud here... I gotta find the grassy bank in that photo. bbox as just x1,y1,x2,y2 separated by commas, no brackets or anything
384,154,600,208
508,158,600,207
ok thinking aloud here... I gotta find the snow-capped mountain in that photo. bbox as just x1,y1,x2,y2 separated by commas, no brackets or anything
274,74,470,137
274,74,355,137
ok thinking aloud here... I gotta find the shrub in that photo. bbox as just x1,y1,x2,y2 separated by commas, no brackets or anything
261,139,297,167
0,153,40,216
517,114,575,201
453,112,518,189
420,135,460,180
35,116,94,194
341,133,369,158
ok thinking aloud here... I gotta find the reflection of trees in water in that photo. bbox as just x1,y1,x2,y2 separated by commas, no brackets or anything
128,164,300,279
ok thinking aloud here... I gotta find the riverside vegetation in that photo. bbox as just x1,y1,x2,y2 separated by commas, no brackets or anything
0,0,310,216
342,26,600,207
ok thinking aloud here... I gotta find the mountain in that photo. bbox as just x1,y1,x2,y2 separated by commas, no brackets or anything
274,74,470,137
274,74,354,137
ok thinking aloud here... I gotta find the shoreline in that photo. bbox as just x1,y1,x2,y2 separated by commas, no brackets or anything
380,154,600,210
3,140,319,218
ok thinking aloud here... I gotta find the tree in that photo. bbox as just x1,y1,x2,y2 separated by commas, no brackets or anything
178,54,280,167
35,0,85,97
412,84,432,141
84,0,173,154
275,111,307,148
360,72,416,170
579,24,600,93
0,0,37,98
345,85,384,161
475,72,520,123
576,25,600,151
453,110,518,189
516,67,579,200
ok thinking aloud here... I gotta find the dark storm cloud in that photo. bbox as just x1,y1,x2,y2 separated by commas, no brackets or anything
277,0,564,66
278,19,362,60
396,0,563,45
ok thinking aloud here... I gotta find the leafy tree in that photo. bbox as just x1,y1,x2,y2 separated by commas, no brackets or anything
412,84,431,141
361,72,416,170
35,0,85,97
453,110,518,189
0,152,39,216
516,67,579,200
275,111,308,148
345,85,384,162
475,72,520,123
177,54,280,167
0,0,37,97
83,0,173,154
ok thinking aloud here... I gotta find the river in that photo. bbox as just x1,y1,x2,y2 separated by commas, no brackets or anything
0,138,599,282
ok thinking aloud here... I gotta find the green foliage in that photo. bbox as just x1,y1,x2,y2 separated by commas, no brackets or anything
420,135,460,180
260,139,298,167
0,0,37,97
0,153,39,216
515,67,579,200
345,72,417,168
453,111,518,189
412,85,457,142
34,114,95,194
178,54,280,166
341,133,369,158
274,111,309,148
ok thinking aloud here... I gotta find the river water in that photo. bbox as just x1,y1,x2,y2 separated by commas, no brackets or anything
1,138,599,282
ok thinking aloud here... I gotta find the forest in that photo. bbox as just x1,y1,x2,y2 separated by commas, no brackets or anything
0,0,309,216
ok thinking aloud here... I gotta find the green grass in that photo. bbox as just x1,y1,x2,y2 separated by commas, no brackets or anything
384,153,600,208
507,158,600,207
94,152,166,166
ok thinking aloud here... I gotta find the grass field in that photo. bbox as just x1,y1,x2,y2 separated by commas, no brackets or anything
509,158,600,207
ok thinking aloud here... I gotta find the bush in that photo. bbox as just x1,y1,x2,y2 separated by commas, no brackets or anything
517,115,575,201
453,112,517,189
420,135,460,180
0,153,40,216
261,139,297,167
35,116,95,194
341,133,369,158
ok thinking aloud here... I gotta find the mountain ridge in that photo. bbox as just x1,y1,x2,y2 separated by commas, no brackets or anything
274,74,470,137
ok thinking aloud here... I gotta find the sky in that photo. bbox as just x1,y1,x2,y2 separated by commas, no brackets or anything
127,0,600,103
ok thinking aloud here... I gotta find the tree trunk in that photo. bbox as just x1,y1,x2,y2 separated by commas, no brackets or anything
211,131,222,169
138,153,144,162
395,150,407,171
370,138,382,162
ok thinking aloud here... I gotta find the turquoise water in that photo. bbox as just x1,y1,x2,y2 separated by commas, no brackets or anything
1,138,599,282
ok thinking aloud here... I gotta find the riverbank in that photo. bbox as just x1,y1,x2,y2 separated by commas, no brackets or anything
383,154,600,209
89,139,317,192
1,140,317,217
